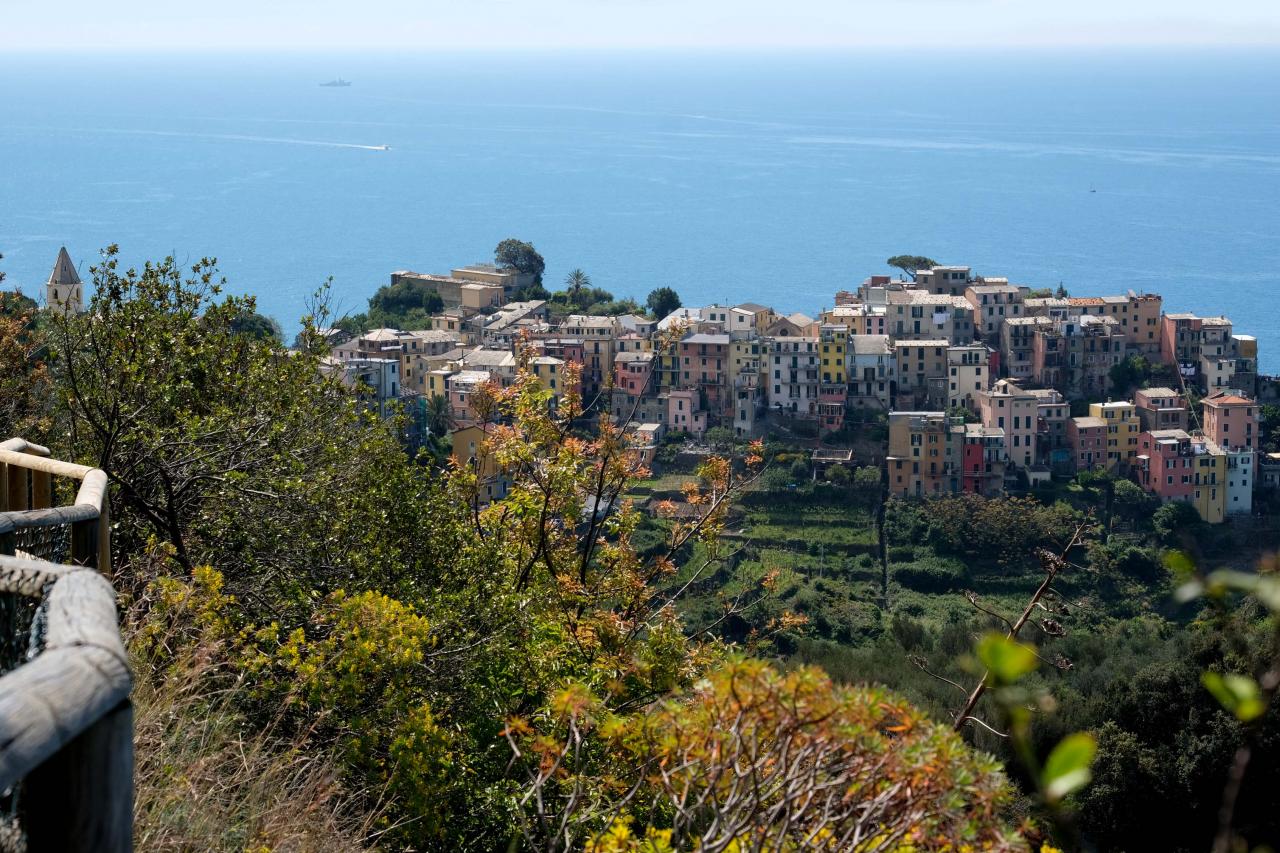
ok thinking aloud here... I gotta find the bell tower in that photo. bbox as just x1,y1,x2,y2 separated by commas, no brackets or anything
46,246,83,313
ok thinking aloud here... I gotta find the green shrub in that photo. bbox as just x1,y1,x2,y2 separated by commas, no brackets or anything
887,545,916,563
892,556,969,593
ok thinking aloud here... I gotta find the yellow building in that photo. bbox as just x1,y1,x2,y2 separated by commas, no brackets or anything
427,368,455,400
729,338,767,437
1089,401,1142,470
450,424,510,505
819,325,848,385
1192,439,1228,524
531,355,567,411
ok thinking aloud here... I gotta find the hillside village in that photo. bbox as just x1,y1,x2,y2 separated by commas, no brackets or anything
257,254,1273,525
43,247,1278,523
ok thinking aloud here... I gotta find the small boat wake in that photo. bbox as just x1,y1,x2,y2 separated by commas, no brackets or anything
77,127,391,152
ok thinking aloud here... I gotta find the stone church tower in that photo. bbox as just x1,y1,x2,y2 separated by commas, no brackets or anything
46,246,83,313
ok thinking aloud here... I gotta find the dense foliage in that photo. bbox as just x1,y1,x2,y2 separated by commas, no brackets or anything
885,254,938,280
496,237,547,286
6,245,1280,850
645,286,681,320
0,249,1033,850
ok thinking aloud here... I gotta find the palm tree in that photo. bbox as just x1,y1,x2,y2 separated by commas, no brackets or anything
564,268,591,307
426,393,452,436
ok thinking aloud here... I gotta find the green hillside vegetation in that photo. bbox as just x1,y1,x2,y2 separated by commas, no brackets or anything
0,248,1033,851
3,246,1280,851
658,451,1280,851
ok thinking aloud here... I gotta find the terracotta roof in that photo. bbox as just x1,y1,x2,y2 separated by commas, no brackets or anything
1204,394,1253,406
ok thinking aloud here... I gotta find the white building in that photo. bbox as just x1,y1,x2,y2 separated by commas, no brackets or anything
1224,446,1255,515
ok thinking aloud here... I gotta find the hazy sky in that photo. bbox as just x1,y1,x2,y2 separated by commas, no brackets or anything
3,0,1279,51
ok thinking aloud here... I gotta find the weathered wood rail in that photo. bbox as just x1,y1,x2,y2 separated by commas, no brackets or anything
0,438,131,853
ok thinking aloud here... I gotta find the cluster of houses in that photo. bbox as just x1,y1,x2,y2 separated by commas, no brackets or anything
35,245,1276,522
252,258,1277,523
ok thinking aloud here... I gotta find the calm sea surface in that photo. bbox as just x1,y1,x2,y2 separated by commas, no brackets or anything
2,51,1278,367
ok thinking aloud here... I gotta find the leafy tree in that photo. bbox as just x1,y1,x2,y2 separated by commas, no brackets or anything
49,246,411,588
825,463,851,485
885,254,938,281
556,660,1018,851
367,278,444,328
425,393,451,436
511,281,550,302
1261,403,1280,453
1110,354,1151,397
229,311,283,344
334,312,370,335
1152,500,1202,544
761,466,792,492
495,238,546,285
0,253,51,438
645,286,681,320
586,297,641,317
564,268,590,297
853,465,882,491
0,290,37,319
1113,478,1159,525
704,425,735,451
922,494,1086,565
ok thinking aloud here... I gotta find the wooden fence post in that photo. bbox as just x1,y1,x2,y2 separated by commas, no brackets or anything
6,466,29,512
97,499,112,574
31,470,51,510
22,699,134,853
71,516,100,569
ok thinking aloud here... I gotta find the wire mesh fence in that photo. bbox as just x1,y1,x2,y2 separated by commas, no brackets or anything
1,517,75,853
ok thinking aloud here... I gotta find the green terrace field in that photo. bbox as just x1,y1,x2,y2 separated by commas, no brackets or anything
653,476,1199,758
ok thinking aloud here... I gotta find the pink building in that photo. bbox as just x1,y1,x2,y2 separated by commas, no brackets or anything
614,351,655,397
977,380,1036,469
446,370,497,428
665,388,707,438
818,383,847,435
1135,429,1197,503
1067,416,1107,473
1202,391,1259,455
677,333,730,413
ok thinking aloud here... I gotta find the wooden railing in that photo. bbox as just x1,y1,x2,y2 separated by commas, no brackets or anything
0,439,130,853
0,438,110,570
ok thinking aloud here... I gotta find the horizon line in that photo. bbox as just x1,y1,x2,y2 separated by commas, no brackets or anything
5,43,1280,56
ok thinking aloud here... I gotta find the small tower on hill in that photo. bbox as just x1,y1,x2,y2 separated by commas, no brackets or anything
46,246,84,313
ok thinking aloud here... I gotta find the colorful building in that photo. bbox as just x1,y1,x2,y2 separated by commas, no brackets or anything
1089,401,1141,471
887,411,958,498
946,343,989,413
1134,387,1189,433
954,423,1007,497
978,380,1037,469
848,335,895,410
1135,430,1228,523
1067,416,1107,473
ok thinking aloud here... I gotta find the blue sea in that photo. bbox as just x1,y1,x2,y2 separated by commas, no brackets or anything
2,51,1278,367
